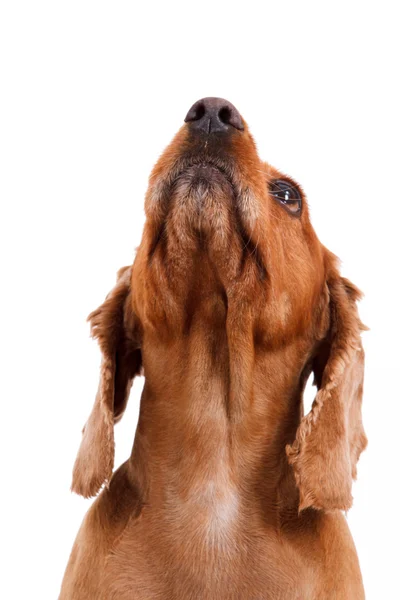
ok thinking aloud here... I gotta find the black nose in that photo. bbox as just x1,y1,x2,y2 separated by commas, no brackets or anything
184,97,244,134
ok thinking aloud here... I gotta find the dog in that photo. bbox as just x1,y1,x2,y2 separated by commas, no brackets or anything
60,97,367,599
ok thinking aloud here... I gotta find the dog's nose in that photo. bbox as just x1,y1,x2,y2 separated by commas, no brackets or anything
184,97,244,134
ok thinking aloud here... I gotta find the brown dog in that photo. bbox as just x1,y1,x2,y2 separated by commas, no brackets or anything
60,98,367,599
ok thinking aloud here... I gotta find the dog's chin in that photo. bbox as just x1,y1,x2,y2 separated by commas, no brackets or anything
175,164,234,201
165,163,235,236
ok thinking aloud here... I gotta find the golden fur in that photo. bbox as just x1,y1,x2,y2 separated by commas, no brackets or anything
60,100,367,599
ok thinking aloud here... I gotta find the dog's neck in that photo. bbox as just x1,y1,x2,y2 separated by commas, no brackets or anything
130,252,315,522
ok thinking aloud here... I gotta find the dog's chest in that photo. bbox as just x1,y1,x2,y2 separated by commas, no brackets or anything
101,464,315,600
106,511,310,600
163,456,240,549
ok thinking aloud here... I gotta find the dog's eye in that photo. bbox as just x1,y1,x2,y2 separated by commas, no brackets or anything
270,179,302,216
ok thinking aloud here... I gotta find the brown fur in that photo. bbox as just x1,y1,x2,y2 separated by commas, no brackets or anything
60,107,367,599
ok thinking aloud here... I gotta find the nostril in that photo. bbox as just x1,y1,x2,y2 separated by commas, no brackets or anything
192,103,205,121
218,103,244,131
218,106,232,126
185,101,206,123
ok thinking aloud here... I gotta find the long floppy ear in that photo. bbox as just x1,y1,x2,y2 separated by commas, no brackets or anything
287,271,367,511
71,266,142,498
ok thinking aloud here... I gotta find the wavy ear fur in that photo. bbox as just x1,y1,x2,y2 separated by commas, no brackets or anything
71,266,142,498
287,270,367,512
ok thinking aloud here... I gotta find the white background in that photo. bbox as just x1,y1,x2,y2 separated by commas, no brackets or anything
1,1,399,598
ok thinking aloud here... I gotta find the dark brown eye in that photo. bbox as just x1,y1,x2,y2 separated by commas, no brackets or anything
270,179,302,216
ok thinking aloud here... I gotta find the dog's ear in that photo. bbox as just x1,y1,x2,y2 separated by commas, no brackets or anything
71,266,142,498
287,271,367,512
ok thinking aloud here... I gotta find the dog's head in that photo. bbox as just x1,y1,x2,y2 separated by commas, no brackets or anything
72,98,367,510
145,98,320,304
